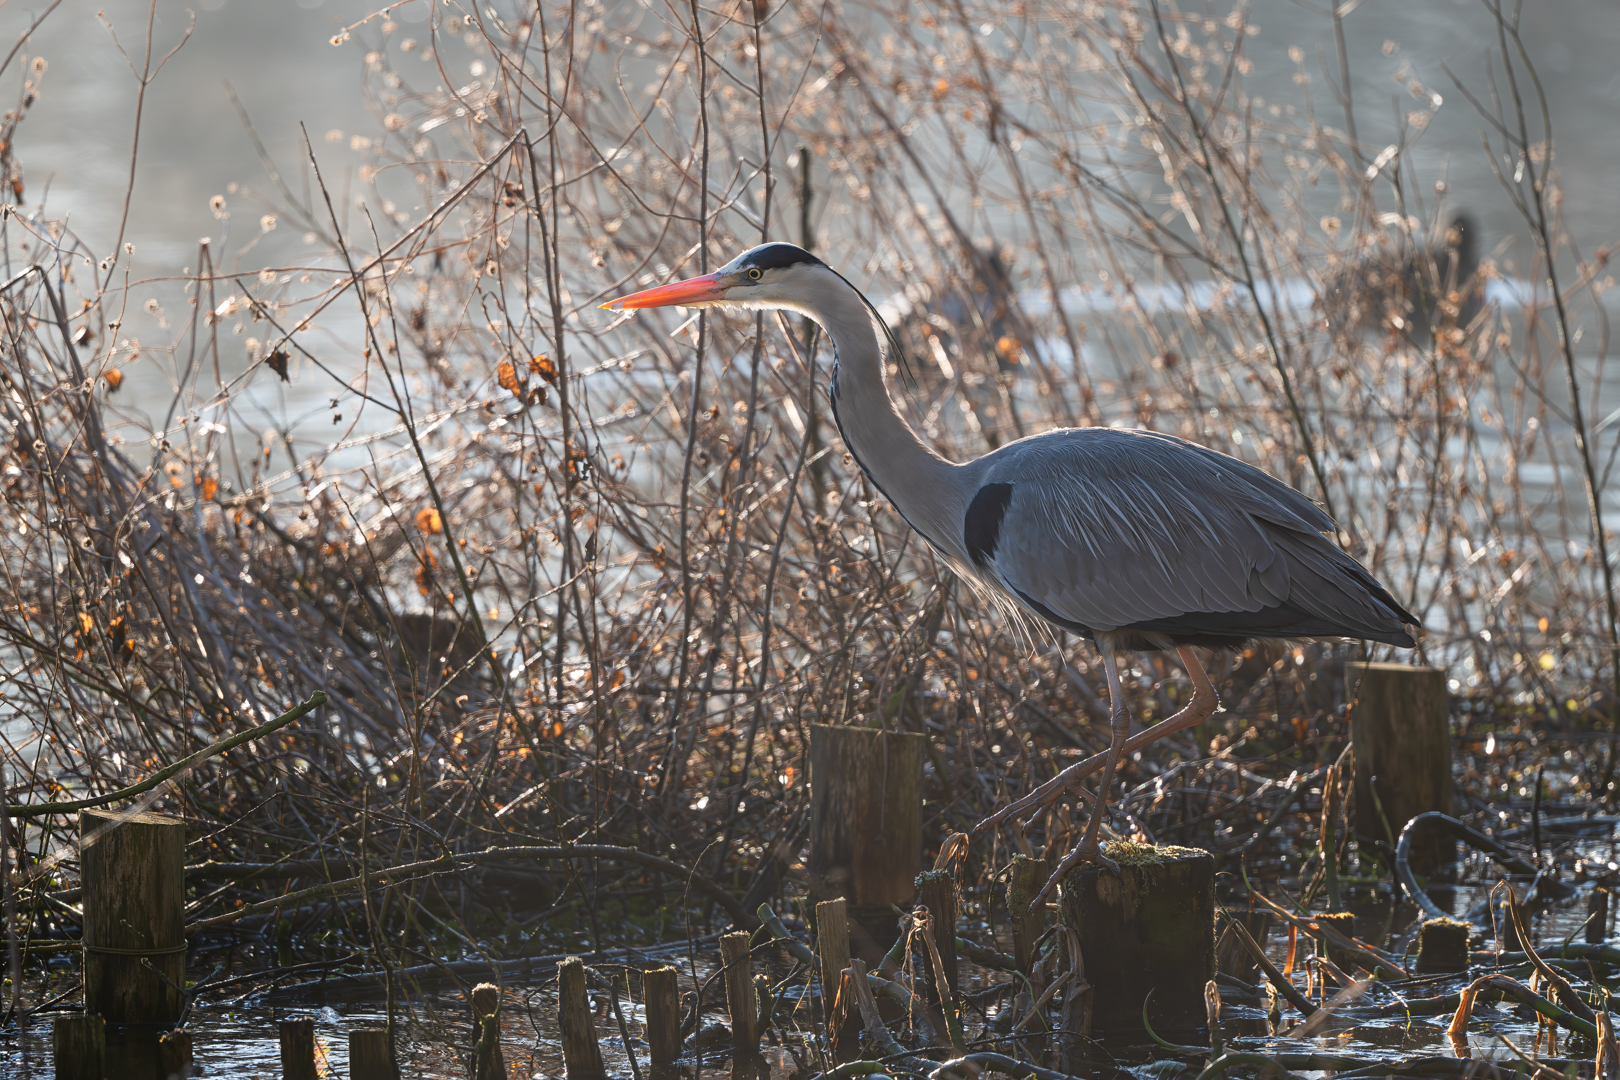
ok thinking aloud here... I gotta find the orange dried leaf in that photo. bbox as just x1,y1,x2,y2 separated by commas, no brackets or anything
104,369,123,391
529,354,558,385
415,507,443,534
200,477,219,500
496,360,523,394
77,612,94,634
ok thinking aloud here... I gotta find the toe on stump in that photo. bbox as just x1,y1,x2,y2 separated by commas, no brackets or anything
1060,842,1214,1033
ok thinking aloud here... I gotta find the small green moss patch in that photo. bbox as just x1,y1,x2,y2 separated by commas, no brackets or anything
1106,839,1206,866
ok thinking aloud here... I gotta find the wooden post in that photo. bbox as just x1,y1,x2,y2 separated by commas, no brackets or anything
471,982,506,1080
808,724,925,957
558,957,606,1080
158,1026,192,1080
279,1017,317,1080
643,965,682,1064
719,930,757,1052
1005,855,1049,975
53,1013,105,1080
1346,663,1452,868
915,869,958,997
348,1028,398,1080
1588,888,1610,945
1313,911,1357,970
1415,917,1470,973
814,898,850,1016
827,968,860,1065
81,809,186,1025
1060,844,1214,1031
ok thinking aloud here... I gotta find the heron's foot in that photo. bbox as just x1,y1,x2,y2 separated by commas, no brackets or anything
974,760,1093,834
1029,836,1119,912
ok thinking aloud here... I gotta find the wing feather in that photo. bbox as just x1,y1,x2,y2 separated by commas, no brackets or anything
973,428,1414,643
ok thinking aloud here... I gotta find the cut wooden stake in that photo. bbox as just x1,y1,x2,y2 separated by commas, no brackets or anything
827,967,861,1065
348,1028,399,1080
1347,663,1452,868
278,1017,317,1080
642,965,682,1064
558,957,606,1080
471,982,507,1080
1589,888,1611,945
1005,854,1048,975
52,1013,105,1080
81,809,186,1025
720,930,757,1052
814,897,850,1016
914,869,958,996
808,724,925,957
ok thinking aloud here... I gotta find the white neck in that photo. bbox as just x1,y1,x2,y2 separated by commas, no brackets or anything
776,270,967,561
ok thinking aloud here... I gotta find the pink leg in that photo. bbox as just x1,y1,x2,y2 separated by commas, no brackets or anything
983,646,1222,909
977,645,1221,836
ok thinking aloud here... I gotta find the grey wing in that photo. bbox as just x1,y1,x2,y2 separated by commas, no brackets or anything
972,429,1415,644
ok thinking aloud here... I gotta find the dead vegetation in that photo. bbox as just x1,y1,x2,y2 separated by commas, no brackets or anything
0,0,1615,1070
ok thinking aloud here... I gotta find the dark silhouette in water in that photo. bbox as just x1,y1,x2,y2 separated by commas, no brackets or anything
1320,213,1483,344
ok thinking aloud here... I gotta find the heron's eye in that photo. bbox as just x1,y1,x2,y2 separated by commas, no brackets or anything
747,268,762,281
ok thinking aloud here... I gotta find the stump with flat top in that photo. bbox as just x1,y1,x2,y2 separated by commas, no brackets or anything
720,930,758,1053
52,1013,105,1080
471,982,506,1080
1313,911,1357,970
1060,843,1214,1031
279,1017,317,1080
1346,662,1452,868
642,966,682,1064
808,723,924,958
1415,917,1470,973
558,957,606,1080
914,869,958,998
1588,887,1610,944
81,808,186,1025
348,1028,399,1080
157,1026,192,1079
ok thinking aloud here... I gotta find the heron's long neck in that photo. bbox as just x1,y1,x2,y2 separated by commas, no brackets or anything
798,276,966,559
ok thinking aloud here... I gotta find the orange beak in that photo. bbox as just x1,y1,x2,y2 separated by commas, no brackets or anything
599,271,728,310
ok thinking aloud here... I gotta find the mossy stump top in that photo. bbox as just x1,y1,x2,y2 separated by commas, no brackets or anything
1060,842,1214,1032
1416,917,1471,973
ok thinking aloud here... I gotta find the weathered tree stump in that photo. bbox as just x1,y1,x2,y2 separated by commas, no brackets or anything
1005,854,1049,975
808,724,925,957
720,930,758,1052
1346,663,1453,868
1588,887,1610,945
349,1028,398,1080
471,982,506,1080
81,809,186,1025
1415,917,1471,973
915,869,958,997
558,957,606,1080
1313,911,1357,970
814,897,850,1017
52,1013,105,1080
827,968,860,1065
642,965,682,1064
279,1017,317,1080
157,1026,192,1079
1060,843,1214,1031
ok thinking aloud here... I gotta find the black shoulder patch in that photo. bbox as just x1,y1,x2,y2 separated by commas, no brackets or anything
742,242,823,271
963,482,1014,569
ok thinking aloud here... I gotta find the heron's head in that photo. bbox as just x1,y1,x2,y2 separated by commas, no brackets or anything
600,242,830,313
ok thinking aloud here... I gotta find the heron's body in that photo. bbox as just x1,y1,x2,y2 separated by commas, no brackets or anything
605,241,1418,891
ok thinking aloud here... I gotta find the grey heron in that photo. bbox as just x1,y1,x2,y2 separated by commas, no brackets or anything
603,242,1419,898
